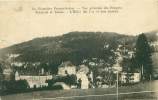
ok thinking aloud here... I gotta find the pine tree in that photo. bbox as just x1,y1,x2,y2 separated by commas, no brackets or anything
135,33,153,80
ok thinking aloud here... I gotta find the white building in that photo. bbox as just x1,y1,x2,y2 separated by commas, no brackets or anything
57,62,93,89
76,73,89,89
120,72,141,84
76,65,90,89
150,41,158,52
58,61,76,76
3,68,13,80
15,71,52,88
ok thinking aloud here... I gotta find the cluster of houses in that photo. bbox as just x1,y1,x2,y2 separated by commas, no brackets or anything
15,61,93,89
58,61,93,89
13,60,141,90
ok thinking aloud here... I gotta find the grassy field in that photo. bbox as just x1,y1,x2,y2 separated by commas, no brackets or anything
1,80,158,100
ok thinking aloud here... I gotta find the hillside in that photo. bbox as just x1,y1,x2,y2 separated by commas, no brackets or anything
0,31,156,74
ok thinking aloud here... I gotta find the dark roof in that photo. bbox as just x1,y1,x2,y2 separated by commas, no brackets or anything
58,61,74,67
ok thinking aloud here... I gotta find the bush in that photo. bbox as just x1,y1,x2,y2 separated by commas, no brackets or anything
3,80,29,91
46,74,77,87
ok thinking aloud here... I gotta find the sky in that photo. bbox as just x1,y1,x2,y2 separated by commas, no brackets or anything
0,0,158,48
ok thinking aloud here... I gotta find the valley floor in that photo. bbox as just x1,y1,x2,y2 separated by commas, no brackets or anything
1,80,158,100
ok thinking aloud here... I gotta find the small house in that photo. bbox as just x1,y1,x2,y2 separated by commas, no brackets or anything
58,61,76,76
76,65,89,89
120,72,141,84
15,71,52,88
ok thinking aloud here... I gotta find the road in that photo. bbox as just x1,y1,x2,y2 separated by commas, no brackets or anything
1,80,158,100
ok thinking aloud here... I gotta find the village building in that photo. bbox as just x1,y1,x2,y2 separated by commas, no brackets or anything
15,71,52,88
58,61,76,76
76,64,91,89
0,59,14,81
57,62,94,89
3,68,14,80
120,72,141,84
150,41,158,52
53,82,71,90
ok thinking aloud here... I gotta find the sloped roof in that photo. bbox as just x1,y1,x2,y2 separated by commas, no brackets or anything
58,61,75,67
77,64,89,74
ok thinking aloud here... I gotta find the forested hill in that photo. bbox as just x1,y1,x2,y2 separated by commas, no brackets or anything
0,31,156,73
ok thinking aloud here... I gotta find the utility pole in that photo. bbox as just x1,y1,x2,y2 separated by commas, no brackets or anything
114,70,119,100
116,71,119,100
141,65,144,81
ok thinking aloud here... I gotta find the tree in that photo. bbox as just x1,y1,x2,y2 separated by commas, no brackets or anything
135,33,153,80
0,64,3,73
3,80,29,92
121,57,132,72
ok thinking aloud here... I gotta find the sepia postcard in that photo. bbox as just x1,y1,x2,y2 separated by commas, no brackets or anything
0,0,158,100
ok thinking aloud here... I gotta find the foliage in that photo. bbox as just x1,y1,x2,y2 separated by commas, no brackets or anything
3,80,29,91
46,74,77,87
134,33,153,80
0,64,3,73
